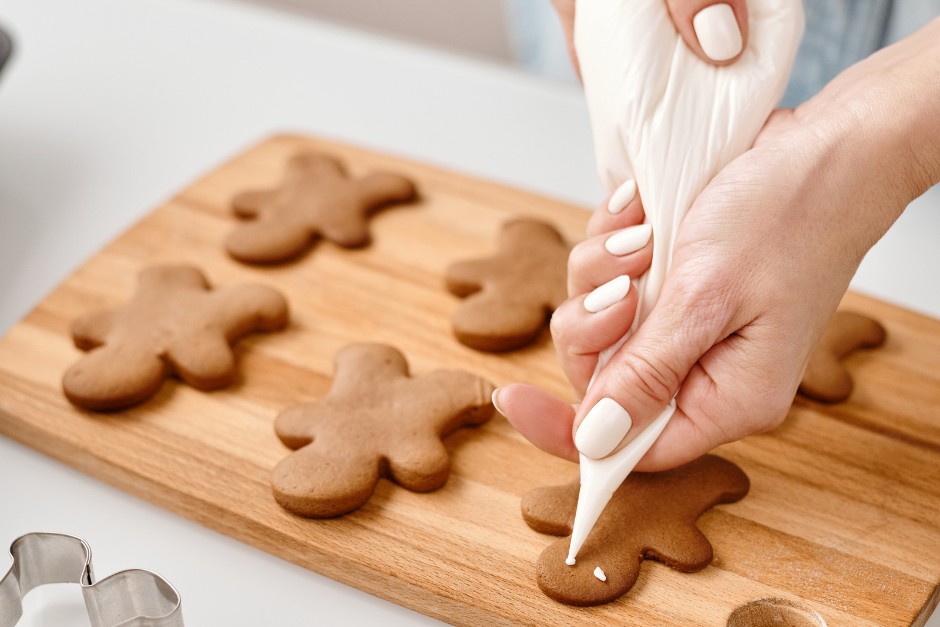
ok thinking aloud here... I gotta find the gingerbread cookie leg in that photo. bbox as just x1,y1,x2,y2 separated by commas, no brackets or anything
166,333,236,390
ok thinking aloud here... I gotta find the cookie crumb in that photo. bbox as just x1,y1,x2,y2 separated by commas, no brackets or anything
593,567,607,582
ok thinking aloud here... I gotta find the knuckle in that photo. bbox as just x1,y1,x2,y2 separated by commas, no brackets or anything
610,351,680,404
566,242,592,285
549,307,572,346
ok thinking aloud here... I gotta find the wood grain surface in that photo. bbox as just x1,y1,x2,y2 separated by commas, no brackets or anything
1,135,938,626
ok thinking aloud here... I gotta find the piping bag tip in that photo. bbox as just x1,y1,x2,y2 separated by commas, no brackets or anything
566,399,677,565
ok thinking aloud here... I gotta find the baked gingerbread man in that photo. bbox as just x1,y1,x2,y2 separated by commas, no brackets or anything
522,455,749,606
272,343,494,517
226,152,417,264
63,264,289,411
445,218,570,352
799,310,887,402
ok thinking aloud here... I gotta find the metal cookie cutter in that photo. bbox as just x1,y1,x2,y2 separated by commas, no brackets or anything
1,532,183,627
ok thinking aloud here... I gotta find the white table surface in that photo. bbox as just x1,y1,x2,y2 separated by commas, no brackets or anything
0,1,937,625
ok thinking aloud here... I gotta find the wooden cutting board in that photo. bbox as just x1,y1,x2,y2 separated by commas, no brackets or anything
1,135,938,626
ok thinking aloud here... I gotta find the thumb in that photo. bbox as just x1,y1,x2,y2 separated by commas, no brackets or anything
570,282,723,462
666,0,749,65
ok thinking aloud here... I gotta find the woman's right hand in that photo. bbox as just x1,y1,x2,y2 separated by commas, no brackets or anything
499,16,940,469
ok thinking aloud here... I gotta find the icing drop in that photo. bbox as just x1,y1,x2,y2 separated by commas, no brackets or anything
565,556,576,566
594,566,607,582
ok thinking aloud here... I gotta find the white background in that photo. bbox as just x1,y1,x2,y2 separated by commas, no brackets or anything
0,0,937,625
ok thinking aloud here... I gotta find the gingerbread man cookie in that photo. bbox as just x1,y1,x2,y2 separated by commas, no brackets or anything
272,343,494,517
63,264,289,411
522,455,749,606
799,310,887,403
445,219,569,352
226,152,417,264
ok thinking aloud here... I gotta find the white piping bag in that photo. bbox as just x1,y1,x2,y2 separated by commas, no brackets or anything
565,0,804,565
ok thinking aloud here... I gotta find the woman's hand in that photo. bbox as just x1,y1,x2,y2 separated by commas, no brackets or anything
497,18,940,469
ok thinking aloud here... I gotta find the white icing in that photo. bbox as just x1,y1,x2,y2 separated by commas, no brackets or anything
593,566,607,582
566,0,804,566
565,556,576,566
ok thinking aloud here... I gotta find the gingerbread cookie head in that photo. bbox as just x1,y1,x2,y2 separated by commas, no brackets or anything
445,219,569,352
63,264,289,411
225,152,417,264
272,343,494,518
799,310,886,403
522,455,749,606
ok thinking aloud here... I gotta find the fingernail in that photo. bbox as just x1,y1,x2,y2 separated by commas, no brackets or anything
693,3,743,62
574,397,633,459
584,275,631,313
607,179,636,214
491,387,504,415
605,224,652,256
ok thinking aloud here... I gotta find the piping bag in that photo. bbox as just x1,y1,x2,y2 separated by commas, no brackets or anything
565,0,804,565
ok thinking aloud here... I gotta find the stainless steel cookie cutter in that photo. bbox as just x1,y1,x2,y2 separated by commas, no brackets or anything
1,532,183,627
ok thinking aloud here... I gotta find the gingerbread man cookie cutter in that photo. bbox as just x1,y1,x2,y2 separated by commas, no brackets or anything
1,532,183,627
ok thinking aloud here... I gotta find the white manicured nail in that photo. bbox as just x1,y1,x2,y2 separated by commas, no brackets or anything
584,275,631,313
605,224,652,256
574,398,633,459
693,4,743,62
491,388,504,415
607,179,636,214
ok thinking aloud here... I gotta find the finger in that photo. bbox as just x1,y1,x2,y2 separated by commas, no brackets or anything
570,272,730,462
493,383,578,462
665,0,748,65
551,275,640,396
567,224,653,296
586,179,645,238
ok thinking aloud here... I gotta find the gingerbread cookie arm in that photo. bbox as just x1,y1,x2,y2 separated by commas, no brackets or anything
272,442,381,518
452,289,550,352
419,370,495,430
232,190,276,218
63,344,168,411
71,309,117,350
521,483,578,536
444,259,501,297
274,402,323,448
210,284,290,337
383,370,493,489
355,172,417,209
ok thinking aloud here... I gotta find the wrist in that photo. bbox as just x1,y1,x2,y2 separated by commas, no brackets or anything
798,18,940,210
